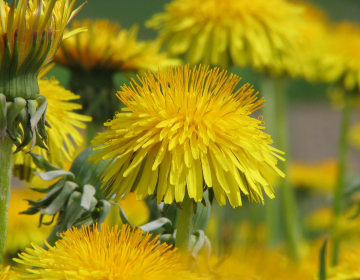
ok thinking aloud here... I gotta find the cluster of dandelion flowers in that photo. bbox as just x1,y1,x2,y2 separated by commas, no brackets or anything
54,19,180,73
147,0,302,75
0,0,85,150
15,224,207,280
90,65,285,208
12,66,91,180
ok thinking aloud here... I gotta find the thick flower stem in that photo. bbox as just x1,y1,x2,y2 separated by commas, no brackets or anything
331,95,352,266
175,192,194,264
0,137,13,264
262,76,303,261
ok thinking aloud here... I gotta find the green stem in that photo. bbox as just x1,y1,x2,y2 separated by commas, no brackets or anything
262,76,303,261
175,192,194,264
331,95,352,266
0,137,13,264
261,77,282,247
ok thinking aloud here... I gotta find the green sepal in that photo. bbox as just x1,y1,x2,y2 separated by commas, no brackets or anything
30,180,64,193
190,230,206,260
158,233,175,244
80,184,96,210
0,34,12,97
140,217,173,233
97,200,112,225
34,170,75,181
35,95,48,144
19,206,39,215
14,107,32,153
193,189,211,232
40,181,78,216
6,97,26,143
110,202,131,226
0,94,7,138
39,213,56,226
25,181,64,206
29,152,61,172
9,30,19,96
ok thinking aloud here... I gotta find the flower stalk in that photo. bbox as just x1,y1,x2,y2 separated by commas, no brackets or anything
331,94,353,265
0,137,13,264
261,76,303,261
175,192,194,264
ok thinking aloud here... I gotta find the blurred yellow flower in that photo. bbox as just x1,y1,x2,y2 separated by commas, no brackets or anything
12,66,91,180
4,187,51,261
15,224,208,280
147,0,302,75
90,65,284,207
290,160,338,192
199,246,314,279
292,1,330,82
319,22,360,92
328,246,360,280
54,19,180,74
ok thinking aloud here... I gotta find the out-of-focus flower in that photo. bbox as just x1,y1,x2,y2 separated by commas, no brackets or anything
54,19,180,124
15,223,208,280
319,22,360,92
0,0,85,151
4,187,52,263
12,66,91,181
292,1,330,82
290,160,338,192
90,65,284,207
328,246,360,280
147,0,302,75
198,246,314,279
55,19,180,74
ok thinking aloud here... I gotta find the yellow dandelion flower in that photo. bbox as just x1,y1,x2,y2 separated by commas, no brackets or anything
0,266,15,280
54,19,180,73
147,0,302,75
4,187,51,261
15,224,208,280
319,22,360,92
90,65,284,208
12,67,91,180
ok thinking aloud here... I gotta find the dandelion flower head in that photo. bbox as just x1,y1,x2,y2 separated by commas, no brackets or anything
147,0,302,75
54,19,180,73
0,266,15,280
15,224,208,280
90,65,285,208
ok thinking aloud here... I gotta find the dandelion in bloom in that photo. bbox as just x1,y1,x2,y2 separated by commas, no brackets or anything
0,266,15,280
53,19,180,123
90,65,284,207
15,224,208,280
147,0,302,75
